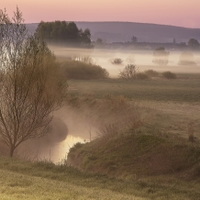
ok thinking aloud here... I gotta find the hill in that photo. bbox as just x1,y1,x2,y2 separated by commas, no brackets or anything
67,129,200,179
27,22,200,43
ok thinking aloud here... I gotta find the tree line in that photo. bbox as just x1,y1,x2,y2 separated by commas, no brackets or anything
35,21,92,47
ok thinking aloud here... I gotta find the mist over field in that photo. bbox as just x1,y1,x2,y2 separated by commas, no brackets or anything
13,43,200,163
50,46,200,77
16,106,92,163
1,5,200,199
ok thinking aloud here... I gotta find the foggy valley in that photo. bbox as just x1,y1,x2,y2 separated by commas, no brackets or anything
1,4,200,200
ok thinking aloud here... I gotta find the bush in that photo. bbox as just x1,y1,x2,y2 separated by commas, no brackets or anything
136,72,149,80
162,71,176,79
119,64,137,79
60,60,109,80
111,58,123,65
119,65,148,80
144,69,159,77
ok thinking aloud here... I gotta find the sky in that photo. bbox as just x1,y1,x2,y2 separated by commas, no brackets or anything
1,0,200,28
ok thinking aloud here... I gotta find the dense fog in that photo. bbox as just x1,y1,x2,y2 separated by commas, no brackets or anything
50,46,200,77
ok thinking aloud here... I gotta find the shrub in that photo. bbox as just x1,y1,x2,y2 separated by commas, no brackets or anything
162,71,176,79
119,64,137,79
111,58,123,65
144,69,159,77
60,60,109,80
136,72,149,80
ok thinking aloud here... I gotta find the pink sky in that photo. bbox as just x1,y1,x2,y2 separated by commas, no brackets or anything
1,0,200,28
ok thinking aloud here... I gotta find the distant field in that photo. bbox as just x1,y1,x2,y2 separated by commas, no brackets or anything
68,78,200,141
68,78,200,103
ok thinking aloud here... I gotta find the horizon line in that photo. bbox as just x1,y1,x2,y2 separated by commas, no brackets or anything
26,21,200,30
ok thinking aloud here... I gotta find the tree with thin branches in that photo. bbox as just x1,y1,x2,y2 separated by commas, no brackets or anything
0,7,66,157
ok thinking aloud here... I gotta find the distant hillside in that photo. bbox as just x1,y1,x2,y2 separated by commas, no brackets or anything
26,22,200,43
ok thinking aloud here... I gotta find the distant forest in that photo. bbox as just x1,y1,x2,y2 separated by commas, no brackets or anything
35,21,92,47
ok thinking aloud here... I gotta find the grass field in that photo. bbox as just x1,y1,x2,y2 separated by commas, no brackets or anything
68,77,200,103
67,77,200,140
1,73,200,199
0,160,144,200
0,154,200,200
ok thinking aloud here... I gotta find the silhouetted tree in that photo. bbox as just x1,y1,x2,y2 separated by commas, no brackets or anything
35,21,92,47
96,38,103,44
188,38,200,49
131,36,138,43
79,28,91,47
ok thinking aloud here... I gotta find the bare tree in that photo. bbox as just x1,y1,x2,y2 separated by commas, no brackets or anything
119,64,137,79
0,7,66,157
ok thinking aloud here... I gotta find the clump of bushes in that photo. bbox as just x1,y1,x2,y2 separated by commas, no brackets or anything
144,69,159,77
59,60,109,80
162,71,176,79
136,72,149,80
111,58,123,65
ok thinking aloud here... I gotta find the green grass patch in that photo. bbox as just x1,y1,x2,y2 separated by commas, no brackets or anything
0,154,200,200
68,78,200,103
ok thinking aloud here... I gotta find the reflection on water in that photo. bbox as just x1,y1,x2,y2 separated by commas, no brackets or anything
44,135,85,164
17,134,85,164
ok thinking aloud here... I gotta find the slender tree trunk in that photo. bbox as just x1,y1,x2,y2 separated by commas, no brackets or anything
10,146,15,158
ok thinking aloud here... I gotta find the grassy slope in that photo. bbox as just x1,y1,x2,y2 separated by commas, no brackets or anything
67,132,200,177
0,153,200,200
0,170,142,200
0,157,146,200
67,130,200,200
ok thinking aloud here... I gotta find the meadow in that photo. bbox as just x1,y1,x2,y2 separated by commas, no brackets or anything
0,47,200,199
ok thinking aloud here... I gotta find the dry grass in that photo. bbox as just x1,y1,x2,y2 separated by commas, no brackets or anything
66,95,142,140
